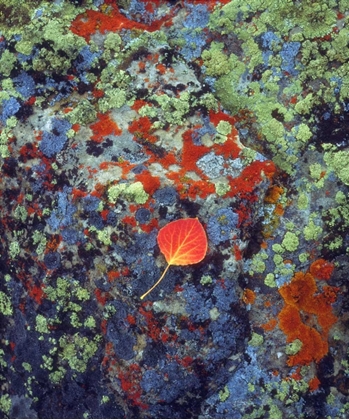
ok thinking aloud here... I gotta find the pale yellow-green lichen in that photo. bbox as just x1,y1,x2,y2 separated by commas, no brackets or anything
298,252,309,263
281,232,299,252
214,180,231,197
303,220,322,241
66,99,97,125
285,339,303,355
0,394,11,415
248,332,264,347
297,192,308,210
59,333,100,373
200,275,213,285
9,241,20,259
202,43,231,76
101,396,110,404
84,316,96,329
264,273,277,288
293,123,312,142
108,182,149,204
35,314,50,334
49,367,66,384
324,149,349,185
0,291,13,316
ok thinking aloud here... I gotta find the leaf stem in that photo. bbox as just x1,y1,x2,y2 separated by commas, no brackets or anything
140,264,171,300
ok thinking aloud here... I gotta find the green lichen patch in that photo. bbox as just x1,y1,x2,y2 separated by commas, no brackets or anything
0,291,13,316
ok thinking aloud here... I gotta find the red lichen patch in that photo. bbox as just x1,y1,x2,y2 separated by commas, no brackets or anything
181,129,210,173
186,180,216,200
212,135,241,159
135,171,161,195
226,160,276,199
278,271,338,367
90,113,122,143
140,218,159,233
94,288,110,306
131,99,149,111
19,143,40,162
242,288,256,305
70,3,172,42
107,270,121,282
278,305,303,337
156,63,167,74
309,258,335,280
233,243,243,260
71,187,87,200
119,364,148,409
209,109,236,127
309,376,321,392
25,279,46,305
139,306,177,343
122,215,137,227
129,116,152,137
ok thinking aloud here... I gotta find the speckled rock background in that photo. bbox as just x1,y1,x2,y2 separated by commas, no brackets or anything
1,0,349,418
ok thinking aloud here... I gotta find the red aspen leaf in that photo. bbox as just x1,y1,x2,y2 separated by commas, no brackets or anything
140,218,207,300
158,218,208,265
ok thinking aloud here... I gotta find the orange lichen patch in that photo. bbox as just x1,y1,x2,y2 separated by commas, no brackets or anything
274,203,285,216
46,234,61,252
261,318,278,331
309,376,321,392
278,305,302,336
70,3,172,42
309,258,335,280
156,63,167,74
233,243,243,260
135,171,161,195
287,325,328,366
279,272,317,311
289,367,302,381
278,271,338,367
107,270,121,282
242,288,256,305
90,113,122,143
264,185,284,204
